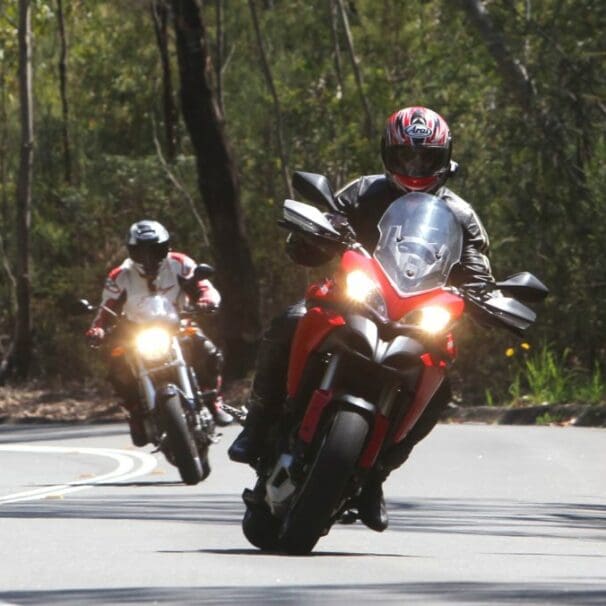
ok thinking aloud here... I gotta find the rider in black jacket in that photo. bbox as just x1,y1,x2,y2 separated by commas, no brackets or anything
229,106,496,532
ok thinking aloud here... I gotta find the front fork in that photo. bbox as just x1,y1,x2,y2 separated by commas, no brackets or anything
132,337,208,444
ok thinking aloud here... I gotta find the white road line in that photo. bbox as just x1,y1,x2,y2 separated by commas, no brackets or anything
0,445,158,504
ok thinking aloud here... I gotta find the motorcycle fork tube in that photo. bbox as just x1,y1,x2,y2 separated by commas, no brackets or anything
133,357,157,413
296,353,340,444
171,339,195,402
319,352,340,391
358,382,399,470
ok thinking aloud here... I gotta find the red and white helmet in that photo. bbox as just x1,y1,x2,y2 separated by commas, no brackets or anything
381,106,452,192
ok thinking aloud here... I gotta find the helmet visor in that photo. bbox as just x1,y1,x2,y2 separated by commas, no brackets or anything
129,242,168,275
383,145,451,178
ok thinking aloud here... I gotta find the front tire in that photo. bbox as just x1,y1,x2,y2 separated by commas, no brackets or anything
161,395,204,485
242,504,281,551
280,409,369,554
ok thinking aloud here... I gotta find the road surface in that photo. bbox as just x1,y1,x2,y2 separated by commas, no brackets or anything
0,422,605,605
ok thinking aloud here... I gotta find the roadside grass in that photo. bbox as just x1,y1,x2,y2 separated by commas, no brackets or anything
506,344,605,407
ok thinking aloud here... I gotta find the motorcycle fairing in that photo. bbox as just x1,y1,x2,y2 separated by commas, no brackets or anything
287,306,345,398
340,250,465,323
392,359,446,443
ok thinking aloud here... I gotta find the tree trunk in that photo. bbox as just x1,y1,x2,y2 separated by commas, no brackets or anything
454,0,533,113
11,0,34,380
455,0,586,190
56,0,71,184
170,0,261,378
248,0,293,198
151,0,179,162
335,0,375,140
0,47,15,361
214,0,225,117
329,0,345,98
0,43,8,225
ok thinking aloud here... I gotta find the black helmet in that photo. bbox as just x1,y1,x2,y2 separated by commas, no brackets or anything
126,220,170,277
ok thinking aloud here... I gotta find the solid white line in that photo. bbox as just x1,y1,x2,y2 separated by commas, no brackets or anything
0,445,158,504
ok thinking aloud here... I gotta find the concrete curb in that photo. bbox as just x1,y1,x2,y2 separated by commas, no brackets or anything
442,403,606,427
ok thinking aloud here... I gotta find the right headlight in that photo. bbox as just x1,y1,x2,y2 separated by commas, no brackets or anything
344,270,387,317
345,270,376,302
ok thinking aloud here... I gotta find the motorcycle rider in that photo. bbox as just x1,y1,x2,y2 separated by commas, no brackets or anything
229,106,496,532
85,219,233,446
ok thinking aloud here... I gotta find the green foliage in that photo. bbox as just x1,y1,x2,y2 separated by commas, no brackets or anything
1,0,605,393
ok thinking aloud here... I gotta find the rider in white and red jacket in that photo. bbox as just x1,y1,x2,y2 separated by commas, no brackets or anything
85,220,233,445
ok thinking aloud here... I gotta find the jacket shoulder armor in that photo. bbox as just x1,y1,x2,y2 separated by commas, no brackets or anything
168,251,195,277
438,186,491,254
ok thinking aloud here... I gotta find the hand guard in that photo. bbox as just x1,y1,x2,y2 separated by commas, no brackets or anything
326,212,356,241
196,300,219,314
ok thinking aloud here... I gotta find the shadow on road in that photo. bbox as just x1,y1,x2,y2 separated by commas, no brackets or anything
161,547,409,558
0,423,125,444
385,498,606,541
0,493,244,525
2,581,606,605
1,494,604,545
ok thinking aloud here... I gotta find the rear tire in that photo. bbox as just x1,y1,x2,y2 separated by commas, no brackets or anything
161,395,204,485
280,409,369,554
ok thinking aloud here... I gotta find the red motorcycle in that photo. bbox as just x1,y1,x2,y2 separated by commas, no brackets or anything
241,172,548,554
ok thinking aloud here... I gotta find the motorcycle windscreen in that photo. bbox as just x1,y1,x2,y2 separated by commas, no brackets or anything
124,294,180,325
373,193,463,295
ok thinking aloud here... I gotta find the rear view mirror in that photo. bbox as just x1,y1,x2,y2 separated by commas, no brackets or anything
193,263,215,281
292,171,338,211
70,299,95,316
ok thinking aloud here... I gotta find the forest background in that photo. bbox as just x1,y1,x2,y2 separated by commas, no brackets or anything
0,0,605,410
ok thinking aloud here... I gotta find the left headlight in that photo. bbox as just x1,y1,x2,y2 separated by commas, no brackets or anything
406,305,452,334
135,327,171,360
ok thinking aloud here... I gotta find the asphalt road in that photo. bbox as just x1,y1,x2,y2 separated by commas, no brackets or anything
0,422,604,605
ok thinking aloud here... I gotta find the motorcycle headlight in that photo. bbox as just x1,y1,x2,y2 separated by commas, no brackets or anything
345,270,376,302
406,305,452,334
345,270,387,317
135,327,172,360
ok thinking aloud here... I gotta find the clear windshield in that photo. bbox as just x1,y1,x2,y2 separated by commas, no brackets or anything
374,193,463,295
125,294,180,326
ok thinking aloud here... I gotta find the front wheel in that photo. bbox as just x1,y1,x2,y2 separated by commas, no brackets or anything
160,395,204,485
242,504,281,552
280,409,369,554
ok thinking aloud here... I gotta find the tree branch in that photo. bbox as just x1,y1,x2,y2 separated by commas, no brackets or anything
247,0,293,198
152,118,210,248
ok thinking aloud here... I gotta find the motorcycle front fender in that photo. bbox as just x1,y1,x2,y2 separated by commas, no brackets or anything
155,383,180,410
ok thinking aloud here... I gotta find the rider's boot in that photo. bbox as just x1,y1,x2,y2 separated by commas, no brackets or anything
201,457,211,480
209,395,234,427
357,440,416,532
125,408,149,447
228,400,269,463
357,471,388,532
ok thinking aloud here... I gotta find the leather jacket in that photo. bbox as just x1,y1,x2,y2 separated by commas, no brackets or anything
286,174,495,288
